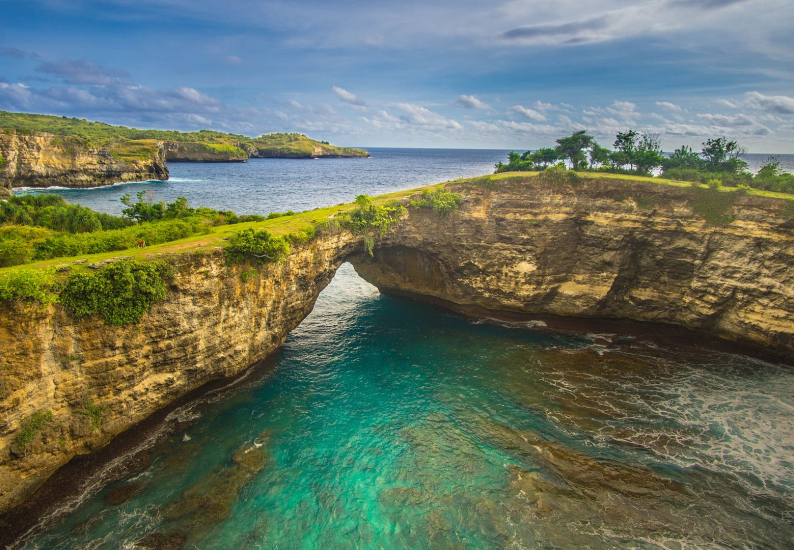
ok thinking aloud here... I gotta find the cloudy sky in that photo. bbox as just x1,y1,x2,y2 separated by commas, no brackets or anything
1,0,793,151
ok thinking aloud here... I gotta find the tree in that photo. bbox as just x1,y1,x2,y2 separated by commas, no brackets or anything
120,190,164,223
613,130,639,170
589,143,611,168
555,131,594,169
701,137,748,173
662,145,702,172
532,148,560,168
634,132,664,174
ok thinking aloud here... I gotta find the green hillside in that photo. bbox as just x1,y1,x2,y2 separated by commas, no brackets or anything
0,111,369,159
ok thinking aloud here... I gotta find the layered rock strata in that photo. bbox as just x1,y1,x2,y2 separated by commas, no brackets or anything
0,131,168,189
0,232,358,515
352,177,794,356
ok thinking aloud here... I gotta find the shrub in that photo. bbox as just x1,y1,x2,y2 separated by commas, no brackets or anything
341,195,405,235
80,399,104,429
16,410,54,454
60,260,174,326
690,186,736,226
410,188,463,216
0,268,59,304
225,228,290,265
540,164,579,185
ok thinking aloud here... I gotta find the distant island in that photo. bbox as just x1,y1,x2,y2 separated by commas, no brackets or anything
0,111,369,193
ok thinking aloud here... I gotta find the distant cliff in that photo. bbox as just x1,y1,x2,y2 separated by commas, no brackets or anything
0,111,369,180
164,141,248,162
1,173,792,528
0,131,169,189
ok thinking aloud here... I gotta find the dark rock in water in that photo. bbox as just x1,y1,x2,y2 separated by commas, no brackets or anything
232,442,269,473
136,531,187,550
160,437,270,532
105,482,142,505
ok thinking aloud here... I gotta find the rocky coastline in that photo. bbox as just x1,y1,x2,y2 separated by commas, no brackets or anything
0,175,792,542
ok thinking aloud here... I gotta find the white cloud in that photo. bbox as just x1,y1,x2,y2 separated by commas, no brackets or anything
656,101,683,112
332,86,367,111
697,112,756,126
742,91,794,115
511,105,546,121
393,102,462,130
223,55,244,65
454,94,490,110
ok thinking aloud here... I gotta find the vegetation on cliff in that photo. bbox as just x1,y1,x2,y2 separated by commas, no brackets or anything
225,228,291,265
495,130,794,194
409,188,463,216
60,259,174,326
0,192,267,268
338,195,405,255
0,110,368,160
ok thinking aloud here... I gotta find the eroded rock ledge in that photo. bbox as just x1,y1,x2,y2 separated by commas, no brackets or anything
1,175,793,523
0,131,168,189
352,177,794,356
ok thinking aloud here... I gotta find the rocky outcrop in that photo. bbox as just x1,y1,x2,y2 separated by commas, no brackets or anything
1,175,793,521
245,142,370,159
0,231,360,516
0,131,169,188
0,178,10,201
351,176,794,356
164,142,247,162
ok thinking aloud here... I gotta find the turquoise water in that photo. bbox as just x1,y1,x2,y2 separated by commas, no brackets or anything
18,264,794,549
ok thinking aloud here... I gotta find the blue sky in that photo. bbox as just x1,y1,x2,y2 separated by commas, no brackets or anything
1,0,793,151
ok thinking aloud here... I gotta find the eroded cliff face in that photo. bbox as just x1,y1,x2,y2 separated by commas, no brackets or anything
1,175,793,520
0,131,169,188
164,142,248,162
0,232,359,514
350,177,794,356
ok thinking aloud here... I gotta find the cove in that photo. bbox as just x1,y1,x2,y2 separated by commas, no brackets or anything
17,264,794,549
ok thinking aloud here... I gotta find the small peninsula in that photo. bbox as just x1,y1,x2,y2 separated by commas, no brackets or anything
0,111,369,190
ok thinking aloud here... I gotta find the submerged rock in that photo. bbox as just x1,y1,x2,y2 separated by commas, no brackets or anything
104,482,142,505
135,531,187,550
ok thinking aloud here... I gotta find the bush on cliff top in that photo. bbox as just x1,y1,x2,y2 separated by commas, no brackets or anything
410,188,462,216
340,195,404,235
60,259,174,326
225,228,290,265
0,268,59,304
689,184,737,226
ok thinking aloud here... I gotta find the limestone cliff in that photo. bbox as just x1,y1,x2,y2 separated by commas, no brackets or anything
1,174,793,522
351,176,794,356
164,141,248,162
0,232,360,516
0,131,169,189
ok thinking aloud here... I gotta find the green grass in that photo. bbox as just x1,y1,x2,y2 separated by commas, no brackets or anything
108,139,160,162
0,111,368,158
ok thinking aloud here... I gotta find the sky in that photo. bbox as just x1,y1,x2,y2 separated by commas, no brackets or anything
0,0,793,152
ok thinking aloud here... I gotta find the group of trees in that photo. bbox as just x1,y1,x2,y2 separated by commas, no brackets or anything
495,131,794,194
496,129,665,175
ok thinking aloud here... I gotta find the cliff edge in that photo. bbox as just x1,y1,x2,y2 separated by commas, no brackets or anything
0,131,169,189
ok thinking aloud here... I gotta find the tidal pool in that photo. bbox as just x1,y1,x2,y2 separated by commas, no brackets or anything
18,264,794,549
